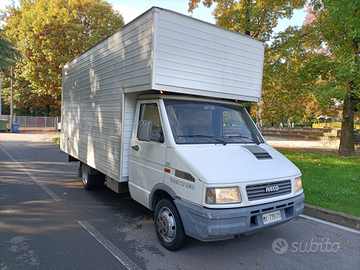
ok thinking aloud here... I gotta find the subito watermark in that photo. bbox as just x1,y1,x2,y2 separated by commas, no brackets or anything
272,238,341,254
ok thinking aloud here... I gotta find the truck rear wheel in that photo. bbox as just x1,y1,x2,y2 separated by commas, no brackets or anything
81,164,96,190
154,198,188,251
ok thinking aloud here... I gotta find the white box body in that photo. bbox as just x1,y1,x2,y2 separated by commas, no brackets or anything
60,7,265,183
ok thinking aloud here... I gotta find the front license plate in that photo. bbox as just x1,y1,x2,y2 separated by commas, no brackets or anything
262,210,282,224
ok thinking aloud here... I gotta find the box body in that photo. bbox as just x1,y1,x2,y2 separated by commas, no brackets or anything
60,7,265,182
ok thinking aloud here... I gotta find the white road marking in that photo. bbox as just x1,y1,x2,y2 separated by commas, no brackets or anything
300,214,360,235
0,147,62,202
78,220,142,270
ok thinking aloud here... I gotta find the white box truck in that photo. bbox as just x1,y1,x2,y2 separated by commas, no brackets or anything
61,7,304,251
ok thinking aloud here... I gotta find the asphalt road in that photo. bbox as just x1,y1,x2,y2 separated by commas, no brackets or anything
1,133,359,270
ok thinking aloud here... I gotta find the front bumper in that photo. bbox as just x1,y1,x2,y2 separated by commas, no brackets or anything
174,193,304,242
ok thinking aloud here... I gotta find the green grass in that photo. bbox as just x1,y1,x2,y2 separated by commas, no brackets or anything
278,149,360,217
52,137,60,142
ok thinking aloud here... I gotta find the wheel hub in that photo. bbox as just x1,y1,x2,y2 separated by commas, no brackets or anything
158,215,169,235
82,167,88,184
157,208,176,241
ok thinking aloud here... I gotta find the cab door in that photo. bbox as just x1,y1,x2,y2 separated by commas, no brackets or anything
129,102,167,208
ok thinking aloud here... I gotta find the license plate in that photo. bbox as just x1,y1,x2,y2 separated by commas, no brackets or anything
262,210,282,224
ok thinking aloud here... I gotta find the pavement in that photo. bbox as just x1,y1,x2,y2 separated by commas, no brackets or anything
2,131,359,231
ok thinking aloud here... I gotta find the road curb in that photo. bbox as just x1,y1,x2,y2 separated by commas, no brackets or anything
303,203,360,230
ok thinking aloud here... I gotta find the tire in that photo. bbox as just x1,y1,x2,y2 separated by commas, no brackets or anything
81,164,96,190
95,173,105,189
154,198,188,251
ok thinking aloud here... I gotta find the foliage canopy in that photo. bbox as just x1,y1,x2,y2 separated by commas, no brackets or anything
188,0,305,40
2,0,124,115
0,29,21,70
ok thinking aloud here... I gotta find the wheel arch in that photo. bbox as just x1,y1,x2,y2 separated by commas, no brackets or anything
150,184,178,211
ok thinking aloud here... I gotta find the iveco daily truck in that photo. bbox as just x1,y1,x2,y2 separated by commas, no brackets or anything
60,7,304,251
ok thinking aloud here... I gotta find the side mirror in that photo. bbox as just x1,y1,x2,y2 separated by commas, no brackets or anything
138,120,152,141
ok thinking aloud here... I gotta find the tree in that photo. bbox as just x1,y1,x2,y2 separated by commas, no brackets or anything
302,0,360,156
0,28,21,117
0,29,21,70
259,22,338,126
2,0,124,116
188,0,305,40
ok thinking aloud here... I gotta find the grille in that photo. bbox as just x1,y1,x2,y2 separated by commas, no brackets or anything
246,180,291,201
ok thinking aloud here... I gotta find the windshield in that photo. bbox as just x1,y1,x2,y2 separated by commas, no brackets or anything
164,99,264,145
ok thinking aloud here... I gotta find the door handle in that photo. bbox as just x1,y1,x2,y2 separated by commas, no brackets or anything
132,145,139,151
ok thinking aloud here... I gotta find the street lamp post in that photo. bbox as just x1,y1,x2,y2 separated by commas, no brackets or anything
9,65,13,131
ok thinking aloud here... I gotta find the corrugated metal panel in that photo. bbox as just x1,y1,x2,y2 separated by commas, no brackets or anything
153,9,264,102
61,10,154,181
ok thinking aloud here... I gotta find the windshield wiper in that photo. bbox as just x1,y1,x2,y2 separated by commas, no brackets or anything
224,135,260,145
215,139,227,145
178,135,228,145
178,134,230,145
178,135,214,138
224,135,251,139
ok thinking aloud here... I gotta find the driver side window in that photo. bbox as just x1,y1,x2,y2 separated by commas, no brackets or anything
139,103,164,142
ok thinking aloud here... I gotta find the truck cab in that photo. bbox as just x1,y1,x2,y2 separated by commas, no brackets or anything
128,94,304,250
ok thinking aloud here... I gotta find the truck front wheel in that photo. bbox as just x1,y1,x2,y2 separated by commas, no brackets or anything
154,198,188,251
81,164,96,190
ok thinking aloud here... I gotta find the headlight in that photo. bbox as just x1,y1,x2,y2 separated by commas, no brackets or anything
295,177,302,192
206,187,241,204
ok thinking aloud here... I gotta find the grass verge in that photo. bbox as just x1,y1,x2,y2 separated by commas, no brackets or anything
278,149,360,217
52,137,60,143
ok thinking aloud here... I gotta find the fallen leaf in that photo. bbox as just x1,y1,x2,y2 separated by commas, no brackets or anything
317,235,323,238
345,241,351,243
63,192,67,195
256,263,261,266
336,233,340,236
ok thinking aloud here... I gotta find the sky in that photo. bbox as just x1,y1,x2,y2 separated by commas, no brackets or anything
109,0,307,34
1,0,307,34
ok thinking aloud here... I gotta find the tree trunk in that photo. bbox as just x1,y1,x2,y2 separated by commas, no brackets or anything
340,38,360,156
338,95,357,157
